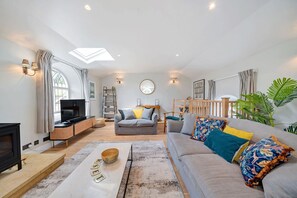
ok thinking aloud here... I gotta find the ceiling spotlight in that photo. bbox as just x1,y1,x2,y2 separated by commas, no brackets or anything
175,54,179,57
209,2,216,10
117,54,121,57
84,4,91,11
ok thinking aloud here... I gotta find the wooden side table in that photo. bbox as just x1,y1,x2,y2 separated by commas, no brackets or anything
137,105,161,121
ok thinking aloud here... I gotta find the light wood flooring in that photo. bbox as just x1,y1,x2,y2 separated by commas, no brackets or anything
0,153,65,198
44,122,190,198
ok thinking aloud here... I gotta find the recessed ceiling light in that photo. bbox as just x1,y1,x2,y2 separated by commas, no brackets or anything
209,2,216,10
84,4,91,11
69,48,114,64
117,54,121,57
175,54,179,57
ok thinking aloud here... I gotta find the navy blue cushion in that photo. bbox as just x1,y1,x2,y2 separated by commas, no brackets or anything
204,128,248,163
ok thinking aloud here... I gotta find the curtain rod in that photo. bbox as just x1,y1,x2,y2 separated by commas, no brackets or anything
53,56,83,71
214,69,256,82
214,74,238,82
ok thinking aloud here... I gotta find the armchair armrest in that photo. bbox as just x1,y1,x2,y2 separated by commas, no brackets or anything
167,120,183,133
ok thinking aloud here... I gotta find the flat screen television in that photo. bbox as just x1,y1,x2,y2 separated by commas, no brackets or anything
60,99,86,123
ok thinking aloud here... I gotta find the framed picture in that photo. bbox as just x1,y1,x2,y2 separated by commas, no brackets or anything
89,81,96,100
193,79,205,99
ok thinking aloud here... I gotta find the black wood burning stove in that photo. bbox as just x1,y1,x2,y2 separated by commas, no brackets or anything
0,123,22,173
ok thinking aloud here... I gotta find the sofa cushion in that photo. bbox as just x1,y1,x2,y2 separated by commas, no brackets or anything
192,117,226,142
262,156,297,198
122,109,136,120
204,128,248,163
136,119,154,127
142,108,155,120
223,125,254,163
223,125,254,140
167,120,183,133
133,108,144,119
166,116,180,121
180,113,196,135
240,136,294,187
181,154,264,198
167,133,213,159
118,120,138,127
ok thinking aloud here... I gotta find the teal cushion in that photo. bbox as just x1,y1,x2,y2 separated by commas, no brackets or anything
166,116,180,121
204,128,248,163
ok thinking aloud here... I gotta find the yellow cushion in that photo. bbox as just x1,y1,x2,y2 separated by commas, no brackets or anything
223,125,254,140
133,108,144,119
233,141,249,163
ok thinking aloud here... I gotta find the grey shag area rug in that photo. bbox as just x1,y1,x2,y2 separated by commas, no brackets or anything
23,141,184,198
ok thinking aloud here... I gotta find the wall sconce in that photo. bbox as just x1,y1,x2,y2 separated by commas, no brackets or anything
116,78,123,85
22,59,38,76
170,77,178,84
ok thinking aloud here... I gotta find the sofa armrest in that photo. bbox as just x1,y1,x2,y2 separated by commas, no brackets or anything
167,120,183,133
114,114,122,124
151,113,158,123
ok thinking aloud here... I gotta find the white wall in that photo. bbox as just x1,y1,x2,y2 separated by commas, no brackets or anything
0,38,101,152
101,73,192,118
0,38,48,149
89,74,101,118
192,38,297,128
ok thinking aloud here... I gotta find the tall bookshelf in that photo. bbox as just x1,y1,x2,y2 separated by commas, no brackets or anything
102,86,117,121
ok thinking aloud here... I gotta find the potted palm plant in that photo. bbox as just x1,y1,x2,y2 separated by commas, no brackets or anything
236,77,297,133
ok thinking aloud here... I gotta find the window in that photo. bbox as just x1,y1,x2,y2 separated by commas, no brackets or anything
215,75,240,99
69,48,114,64
52,70,69,113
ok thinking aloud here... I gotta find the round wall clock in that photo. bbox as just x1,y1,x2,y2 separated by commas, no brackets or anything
139,79,155,95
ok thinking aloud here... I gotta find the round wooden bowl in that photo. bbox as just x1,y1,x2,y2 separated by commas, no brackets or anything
101,148,119,164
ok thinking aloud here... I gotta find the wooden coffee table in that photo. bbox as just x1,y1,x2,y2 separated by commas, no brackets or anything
49,143,133,198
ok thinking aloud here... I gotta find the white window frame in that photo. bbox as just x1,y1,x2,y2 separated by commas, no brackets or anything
52,69,70,113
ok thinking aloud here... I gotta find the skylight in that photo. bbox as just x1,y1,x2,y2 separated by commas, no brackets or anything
69,48,114,64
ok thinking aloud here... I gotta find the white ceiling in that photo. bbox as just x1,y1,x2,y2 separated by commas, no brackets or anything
0,0,297,78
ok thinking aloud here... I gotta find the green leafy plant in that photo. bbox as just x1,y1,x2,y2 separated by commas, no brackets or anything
235,77,297,130
267,78,297,107
236,92,274,126
284,122,297,134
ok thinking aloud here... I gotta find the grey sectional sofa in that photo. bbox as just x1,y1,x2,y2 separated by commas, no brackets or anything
167,118,297,198
114,113,158,135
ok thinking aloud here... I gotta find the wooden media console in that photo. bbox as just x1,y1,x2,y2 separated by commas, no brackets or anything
50,116,96,147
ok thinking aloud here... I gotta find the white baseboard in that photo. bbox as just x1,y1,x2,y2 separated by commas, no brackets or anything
23,140,62,154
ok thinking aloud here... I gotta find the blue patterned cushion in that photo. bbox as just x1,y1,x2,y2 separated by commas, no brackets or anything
191,117,226,142
240,136,294,187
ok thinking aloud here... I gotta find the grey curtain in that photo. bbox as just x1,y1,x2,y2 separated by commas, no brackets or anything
81,69,91,117
238,69,256,99
36,50,54,133
208,80,216,100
